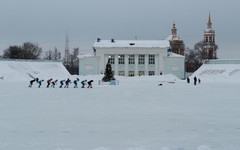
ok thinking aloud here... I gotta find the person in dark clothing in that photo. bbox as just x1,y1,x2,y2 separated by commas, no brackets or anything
87,80,94,88
38,80,44,88
64,78,71,88
29,79,36,87
59,80,65,88
198,78,201,84
194,76,197,85
73,78,79,88
51,79,58,88
187,77,190,83
47,78,53,88
81,80,87,88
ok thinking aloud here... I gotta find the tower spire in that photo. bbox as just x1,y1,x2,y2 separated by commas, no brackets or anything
207,12,212,29
171,21,177,36
64,32,70,66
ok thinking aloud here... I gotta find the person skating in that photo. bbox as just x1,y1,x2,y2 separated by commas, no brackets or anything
64,78,71,88
87,80,94,88
51,79,58,88
38,79,44,88
194,76,197,85
59,80,65,88
73,78,79,88
81,80,87,88
47,78,53,88
28,79,36,87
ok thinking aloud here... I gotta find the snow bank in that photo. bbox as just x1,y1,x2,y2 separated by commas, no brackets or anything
191,64,240,82
0,60,70,81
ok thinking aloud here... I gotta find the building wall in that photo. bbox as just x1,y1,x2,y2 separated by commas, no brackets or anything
95,47,168,76
79,57,99,75
164,57,185,79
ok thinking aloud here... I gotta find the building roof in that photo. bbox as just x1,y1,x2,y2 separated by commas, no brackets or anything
166,35,182,41
93,40,170,48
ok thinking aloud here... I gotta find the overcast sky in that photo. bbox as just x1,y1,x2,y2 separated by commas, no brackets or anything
0,0,239,59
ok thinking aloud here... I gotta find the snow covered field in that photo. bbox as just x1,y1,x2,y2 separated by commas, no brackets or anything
0,74,240,150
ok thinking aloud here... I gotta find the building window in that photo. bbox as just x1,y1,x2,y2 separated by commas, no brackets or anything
149,54,155,64
138,54,145,64
209,37,212,42
213,37,215,42
118,71,124,76
118,55,125,64
149,71,155,76
129,55,135,64
138,71,144,76
108,55,115,64
128,71,134,76
206,37,208,42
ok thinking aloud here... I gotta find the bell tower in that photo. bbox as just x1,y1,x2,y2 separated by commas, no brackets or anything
203,13,217,59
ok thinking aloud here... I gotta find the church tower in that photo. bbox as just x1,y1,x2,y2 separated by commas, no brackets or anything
203,13,217,59
169,22,185,56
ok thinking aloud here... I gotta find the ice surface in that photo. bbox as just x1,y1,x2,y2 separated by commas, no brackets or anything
0,73,240,150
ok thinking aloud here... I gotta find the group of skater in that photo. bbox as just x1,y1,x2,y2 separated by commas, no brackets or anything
187,76,201,85
28,78,94,88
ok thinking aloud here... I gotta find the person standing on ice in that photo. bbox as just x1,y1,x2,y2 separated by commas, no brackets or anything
81,80,87,88
59,80,65,88
194,76,197,85
187,77,190,83
87,80,93,88
51,79,58,88
28,79,36,87
64,78,71,88
38,79,44,88
47,78,53,88
198,78,201,84
73,78,79,88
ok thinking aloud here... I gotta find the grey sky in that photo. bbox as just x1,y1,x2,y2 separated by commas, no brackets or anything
0,0,239,59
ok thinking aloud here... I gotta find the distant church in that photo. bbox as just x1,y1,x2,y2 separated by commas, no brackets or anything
168,22,185,56
203,13,217,59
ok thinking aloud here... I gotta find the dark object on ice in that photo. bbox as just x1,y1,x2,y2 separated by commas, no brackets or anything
187,77,190,83
194,76,197,85
198,78,201,84
158,83,163,86
102,59,115,82
87,80,94,88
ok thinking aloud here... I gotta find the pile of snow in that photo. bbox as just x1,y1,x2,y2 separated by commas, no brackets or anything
191,64,240,82
0,60,70,81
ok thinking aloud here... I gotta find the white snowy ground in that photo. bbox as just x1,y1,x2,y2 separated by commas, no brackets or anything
0,75,240,150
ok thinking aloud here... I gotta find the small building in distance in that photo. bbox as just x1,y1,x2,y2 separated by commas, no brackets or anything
79,38,185,79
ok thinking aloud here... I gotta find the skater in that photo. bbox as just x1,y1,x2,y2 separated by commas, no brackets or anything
59,80,65,88
38,79,44,88
194,76,197,85
81,80,87,88
87,80,94,88
64,78,71,88
187,77,190,83
198,78,201,84
28,79,36,87
47,78,53,88
73,78,79,88
51,79,58,88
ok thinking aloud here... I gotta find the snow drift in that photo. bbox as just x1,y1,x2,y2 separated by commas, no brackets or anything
0,60,70,80
191,63,240,82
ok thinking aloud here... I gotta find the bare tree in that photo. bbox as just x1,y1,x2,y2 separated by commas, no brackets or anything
3,42,42,59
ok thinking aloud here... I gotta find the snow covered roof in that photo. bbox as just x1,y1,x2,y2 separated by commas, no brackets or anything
168,52,184,58
166,35,182,41
93,39,170,48
78,53,96,59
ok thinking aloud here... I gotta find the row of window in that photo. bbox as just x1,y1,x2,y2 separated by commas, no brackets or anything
205,36,215,43
117,71,155,76
108,54,155,65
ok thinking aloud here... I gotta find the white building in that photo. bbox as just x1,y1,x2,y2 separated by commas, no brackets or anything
79,39,185,79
